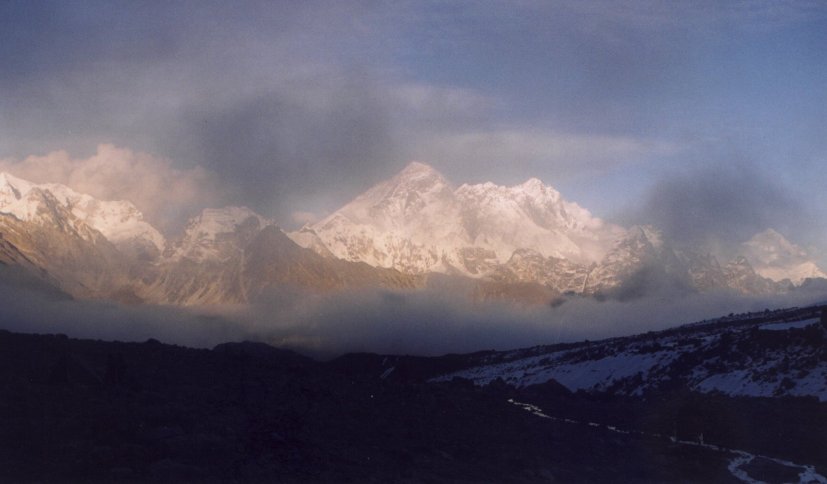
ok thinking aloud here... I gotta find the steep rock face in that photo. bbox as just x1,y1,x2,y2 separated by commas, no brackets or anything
488,248,591,294
0,188,131,299
142,207,272,305
242,226,422,302
286,227,335,258
581,226,790,297
0,172,164,258
674,248,729,292
722,256,785,296
584,226,691,296
141,207,423,305
164,206,269,263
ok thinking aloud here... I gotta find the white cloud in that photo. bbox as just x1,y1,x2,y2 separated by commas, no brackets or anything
0,144,226,233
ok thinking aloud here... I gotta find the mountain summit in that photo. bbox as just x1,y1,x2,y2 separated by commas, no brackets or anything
0,171,164,254
299,162,620,276
741,229,827,284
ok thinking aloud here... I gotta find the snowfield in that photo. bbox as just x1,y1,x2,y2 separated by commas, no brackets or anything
433,306,827,401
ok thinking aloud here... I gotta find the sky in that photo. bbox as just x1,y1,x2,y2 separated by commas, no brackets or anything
1,1,826,255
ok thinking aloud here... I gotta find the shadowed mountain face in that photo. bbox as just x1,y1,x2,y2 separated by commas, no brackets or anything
0,190,131,300
142,221,424,305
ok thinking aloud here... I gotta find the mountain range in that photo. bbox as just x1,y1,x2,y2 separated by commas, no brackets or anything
291,162,826,299
0,164,824,305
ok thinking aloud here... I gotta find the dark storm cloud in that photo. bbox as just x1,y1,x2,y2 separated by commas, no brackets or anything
175,76,396,215
628,161,806,251
0,1,472,225
0,1,696,225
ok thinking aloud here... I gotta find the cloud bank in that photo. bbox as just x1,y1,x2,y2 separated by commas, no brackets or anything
4,1,822,233
0,144,226,233
3,263,825,360
623,160,817,260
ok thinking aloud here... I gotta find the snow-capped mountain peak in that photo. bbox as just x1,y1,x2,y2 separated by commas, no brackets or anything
342,161,455,225
454,177,618,264
301,162,465,273
187,206,270,239
0,171,164,251
0,172,45,221
0,171,32,199
741,228,827,284
513,177,561,203
396,160,445,181
744,228,806,263
295,163,623,276
168,206,274,262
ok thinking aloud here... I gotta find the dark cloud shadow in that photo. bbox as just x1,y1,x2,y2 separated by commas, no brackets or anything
624,161,807,254
174,74,397,219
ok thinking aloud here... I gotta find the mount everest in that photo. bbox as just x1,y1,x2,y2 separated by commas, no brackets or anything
290,162,825,299
0,163,824,306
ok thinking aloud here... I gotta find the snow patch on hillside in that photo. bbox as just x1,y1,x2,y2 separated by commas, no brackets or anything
433,307,827,401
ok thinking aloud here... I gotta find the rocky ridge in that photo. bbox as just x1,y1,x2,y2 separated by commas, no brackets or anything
293,163,823,299
0,167,824,305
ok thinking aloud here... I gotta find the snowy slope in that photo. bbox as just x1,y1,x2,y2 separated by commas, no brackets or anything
455,178,620,265
298,162,621,277
741,229,827,284
433,307,827,401
0,172,164,251
305,162,469,274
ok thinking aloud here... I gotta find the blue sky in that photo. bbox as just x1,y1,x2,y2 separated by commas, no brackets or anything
0,1,825,257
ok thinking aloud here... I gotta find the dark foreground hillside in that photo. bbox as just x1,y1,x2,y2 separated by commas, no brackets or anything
0,328,821,483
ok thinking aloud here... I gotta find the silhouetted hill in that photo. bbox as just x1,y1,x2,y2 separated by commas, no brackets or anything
0,328,775,482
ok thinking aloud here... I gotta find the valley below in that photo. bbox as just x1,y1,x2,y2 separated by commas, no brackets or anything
1,304,825,482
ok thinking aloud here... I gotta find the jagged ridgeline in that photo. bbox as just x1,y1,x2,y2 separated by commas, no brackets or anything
0,165,825,305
